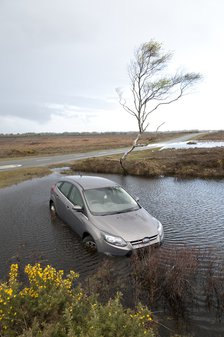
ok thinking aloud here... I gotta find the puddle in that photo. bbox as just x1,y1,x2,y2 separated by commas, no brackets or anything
147,141,224,150
0,164,22,170
50,166,71,173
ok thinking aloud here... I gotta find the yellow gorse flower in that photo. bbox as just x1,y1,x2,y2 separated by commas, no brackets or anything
23,263,79,293
8,264,18,285
0,263,81,333
20,287,39,298
130,306,153,326
0,266,19,330
4,288,13,296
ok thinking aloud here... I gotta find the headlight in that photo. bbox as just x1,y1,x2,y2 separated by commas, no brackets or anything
157,221,163,236
104,234,127,247
153,217,163,237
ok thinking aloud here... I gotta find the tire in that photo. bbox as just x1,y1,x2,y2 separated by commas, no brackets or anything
83,235,97,251
49,201,57,216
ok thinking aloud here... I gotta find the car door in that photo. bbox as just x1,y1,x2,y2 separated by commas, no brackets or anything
56,181,73,220
66,185,88,237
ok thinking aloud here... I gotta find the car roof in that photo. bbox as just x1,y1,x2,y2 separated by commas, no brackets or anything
60,175,118,190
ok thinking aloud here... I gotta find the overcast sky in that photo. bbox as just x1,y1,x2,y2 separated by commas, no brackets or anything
0,0,223,134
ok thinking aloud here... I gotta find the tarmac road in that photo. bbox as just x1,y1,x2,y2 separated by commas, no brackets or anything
0,147,129,171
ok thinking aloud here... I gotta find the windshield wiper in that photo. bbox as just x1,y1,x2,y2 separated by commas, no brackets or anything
93,206,139,216
111,207,139,215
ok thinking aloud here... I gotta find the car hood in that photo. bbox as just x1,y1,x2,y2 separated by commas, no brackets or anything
91,207,158,242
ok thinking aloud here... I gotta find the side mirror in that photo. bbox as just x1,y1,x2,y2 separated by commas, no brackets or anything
72,205,83,212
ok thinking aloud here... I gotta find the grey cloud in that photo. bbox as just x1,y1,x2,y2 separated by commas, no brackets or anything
0,94,116,123
0,0,97,52
0,0,222,133
0,98,52,123
54,95,117,111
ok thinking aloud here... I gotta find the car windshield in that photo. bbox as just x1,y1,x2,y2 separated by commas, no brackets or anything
84,186,140,215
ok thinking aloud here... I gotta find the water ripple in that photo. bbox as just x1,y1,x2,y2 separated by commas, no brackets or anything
0,174,224,278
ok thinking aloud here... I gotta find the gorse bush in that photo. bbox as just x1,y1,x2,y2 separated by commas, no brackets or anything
0,263,156,337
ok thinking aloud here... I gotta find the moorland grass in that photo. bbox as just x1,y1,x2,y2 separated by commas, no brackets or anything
0,131,198,159
0,167,51,188
70,147,224,179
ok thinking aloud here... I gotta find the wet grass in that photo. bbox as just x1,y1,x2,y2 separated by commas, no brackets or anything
83,245,200,319
70,147,224,179
84,245,224,323
0,167,51,188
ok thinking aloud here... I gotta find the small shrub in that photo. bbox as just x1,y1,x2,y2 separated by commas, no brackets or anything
130,246,199,317
205,259,224,321
83,259,126,302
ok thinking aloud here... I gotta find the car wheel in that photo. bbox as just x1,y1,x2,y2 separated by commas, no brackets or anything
83,235,97,251
49,201,57,215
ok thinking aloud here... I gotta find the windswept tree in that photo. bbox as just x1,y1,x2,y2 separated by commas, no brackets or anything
117,40,201,173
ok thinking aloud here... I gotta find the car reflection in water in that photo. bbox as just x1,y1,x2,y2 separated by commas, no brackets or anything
49,175,164,256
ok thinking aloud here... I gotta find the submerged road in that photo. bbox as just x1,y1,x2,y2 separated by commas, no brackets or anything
0,132,206,171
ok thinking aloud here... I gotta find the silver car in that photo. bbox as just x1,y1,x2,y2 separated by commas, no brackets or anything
49,175,164,256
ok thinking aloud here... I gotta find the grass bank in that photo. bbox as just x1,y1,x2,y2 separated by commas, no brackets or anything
0,167,51,188
1,146,223,190
69,147,224,179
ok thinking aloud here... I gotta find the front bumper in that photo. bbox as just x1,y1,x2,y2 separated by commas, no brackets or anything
97,234,163,257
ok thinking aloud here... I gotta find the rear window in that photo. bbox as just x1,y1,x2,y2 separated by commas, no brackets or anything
58,181,72,197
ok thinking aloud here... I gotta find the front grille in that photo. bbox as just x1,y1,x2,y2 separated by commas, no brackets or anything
131,234,158,248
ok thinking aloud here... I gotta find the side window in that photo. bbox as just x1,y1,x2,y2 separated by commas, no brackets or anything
56,182,62,188
58,182,72,197
68,186,84,207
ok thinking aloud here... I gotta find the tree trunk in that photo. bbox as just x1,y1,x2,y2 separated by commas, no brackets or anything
120,133,141,175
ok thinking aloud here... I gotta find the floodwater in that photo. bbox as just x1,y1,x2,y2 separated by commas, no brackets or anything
161,141,224,150
147,140,224,150
0,172,224,336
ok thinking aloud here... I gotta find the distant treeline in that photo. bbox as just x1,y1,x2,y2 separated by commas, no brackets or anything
0,130,204,137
